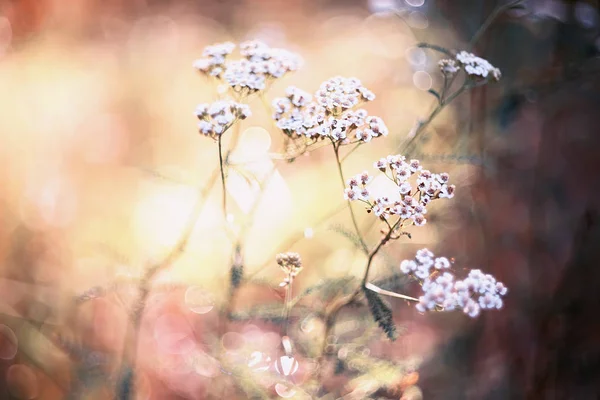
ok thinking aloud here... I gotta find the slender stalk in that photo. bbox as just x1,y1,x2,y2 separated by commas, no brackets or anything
361,218,403,286
340,142,363,163
218,167,276,338
283,277,293,337
317,217,403,384
333,144,369,254
218,133,227,215
364,282,419,302
117,167,219,399
468,0,523,49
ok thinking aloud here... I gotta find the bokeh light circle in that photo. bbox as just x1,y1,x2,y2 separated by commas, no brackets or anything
221,331,245,352
153,313,195,354
275,383,297,398
184,286,215,314
6,364,38,399
405,47,427,66
408,11,429,29
413,71,433,90
0,324,18,360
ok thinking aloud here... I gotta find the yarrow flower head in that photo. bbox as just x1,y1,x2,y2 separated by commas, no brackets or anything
194,40,302,95
192,41,235,77
344,155,455,229
438,59,460,77
400,249,507,318
455,51,501,81
273,77,387,147
195,100,251,139
276,252,303,287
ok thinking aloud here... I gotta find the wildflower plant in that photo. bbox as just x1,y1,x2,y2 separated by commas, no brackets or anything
37,2,523,398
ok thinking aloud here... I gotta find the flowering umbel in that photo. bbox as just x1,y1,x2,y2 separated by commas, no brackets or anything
272,77,388,149
276,252,302,287
345,155,455,227
400,248,508,318
194,40,302,95
437,50,501,83
194,100,251,139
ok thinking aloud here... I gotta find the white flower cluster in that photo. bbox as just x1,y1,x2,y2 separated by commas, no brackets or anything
276,252,303,287
192,41,236,77
314,76,376,111
455,51,501,81
438,59,460,77
193,40,302,94
272,78,387,144
195,100,251,139
400,249,508,318
344,155,455,227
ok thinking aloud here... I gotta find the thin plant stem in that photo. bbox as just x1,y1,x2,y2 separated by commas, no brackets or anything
340,142,363,163
364,282,419,302
283,277,293,338
218,167,276,338
317,217,403,383
469,0,523,50
218,133,227,215
400,83,467,155
402,1,519,156
361,218,403,286
333,143,369,254
117,167,219,399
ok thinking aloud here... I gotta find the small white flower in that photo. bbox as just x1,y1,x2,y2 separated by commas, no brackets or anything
356,129,372,143
478,293,498,310
375,158,388,171
344,188,357,201
357,188,370,201
412,213,426,226
359,171,372,185
396,167,412,182
400,260,418,274
413,204,427,215
434,257,451,270
495,282,508,296
464,299,481,318
408,159,421,173
415,265,431,279
438,184,456,199
398,182,412,195
403,195,415,207
399,206,412,219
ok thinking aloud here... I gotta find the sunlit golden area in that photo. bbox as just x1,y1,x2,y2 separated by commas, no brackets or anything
2,0,600,399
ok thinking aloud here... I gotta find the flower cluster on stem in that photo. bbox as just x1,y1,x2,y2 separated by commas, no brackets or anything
276,252,303,287
345,155,455,228
194,40,302,95
273,77,388,151
195,100,251,139
400,248,508,318
438,51,501,82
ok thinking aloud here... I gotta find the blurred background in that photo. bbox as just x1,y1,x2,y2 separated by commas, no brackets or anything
1,0,599,399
